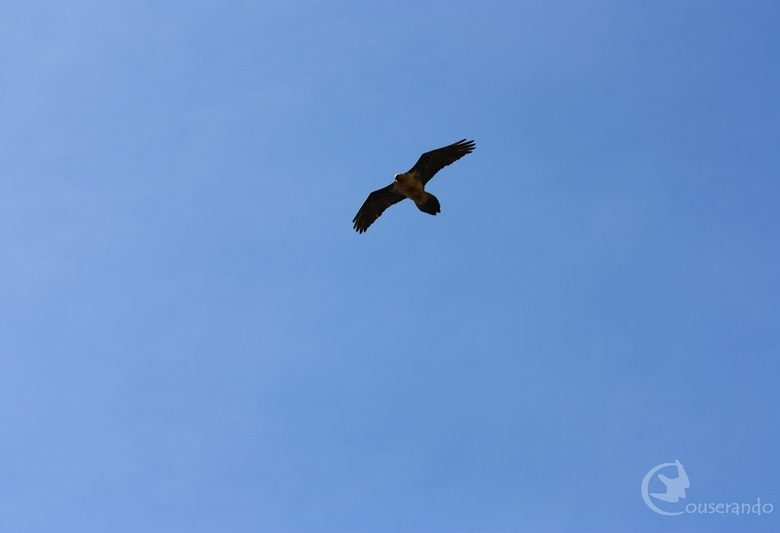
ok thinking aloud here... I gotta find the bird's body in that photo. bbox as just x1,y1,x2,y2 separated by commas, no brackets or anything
352,139,475,233
393,172,426,203
393,172,441,215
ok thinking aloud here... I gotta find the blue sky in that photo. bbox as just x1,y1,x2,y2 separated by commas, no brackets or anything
1,1,779,531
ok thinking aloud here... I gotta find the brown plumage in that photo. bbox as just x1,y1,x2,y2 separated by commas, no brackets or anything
352,139,476,233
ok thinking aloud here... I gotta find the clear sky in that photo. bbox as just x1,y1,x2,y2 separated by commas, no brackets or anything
2,1,779,532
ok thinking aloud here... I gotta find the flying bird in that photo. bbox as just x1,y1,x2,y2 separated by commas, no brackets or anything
650,460,690,503
352,139,476,233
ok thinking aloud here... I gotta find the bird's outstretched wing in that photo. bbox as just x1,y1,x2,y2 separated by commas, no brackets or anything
407,139,476,184
352,184,405,233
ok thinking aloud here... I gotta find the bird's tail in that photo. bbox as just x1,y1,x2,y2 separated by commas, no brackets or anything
416,192,441,215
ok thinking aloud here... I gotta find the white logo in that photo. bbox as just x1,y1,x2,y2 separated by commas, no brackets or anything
641,459,689,516
641,460,774,517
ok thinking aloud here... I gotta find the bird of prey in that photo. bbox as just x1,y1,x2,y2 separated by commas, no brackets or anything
352,139,476,233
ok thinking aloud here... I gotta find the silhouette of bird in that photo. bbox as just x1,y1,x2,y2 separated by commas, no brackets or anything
651,459,690,503
352,139,476,233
